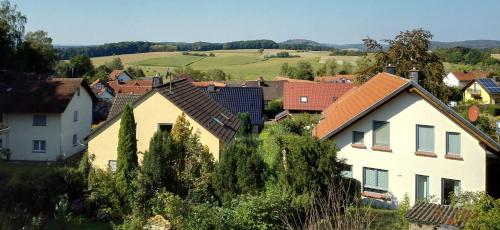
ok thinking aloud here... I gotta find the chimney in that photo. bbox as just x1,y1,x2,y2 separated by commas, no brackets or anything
258,76,264,87
152,74,163,88
207,84,216,93
409,68,419,83
385,64,396,75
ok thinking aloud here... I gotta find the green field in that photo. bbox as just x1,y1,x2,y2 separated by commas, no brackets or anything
91,49,361,80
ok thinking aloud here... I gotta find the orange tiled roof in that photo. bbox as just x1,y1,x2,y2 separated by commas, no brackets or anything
108,70,126,81
191,81,227,87
274,76,315,83
108,79,153,95
314,72,410,139
314,74,356,82
451,70,489,81
283,82,355,112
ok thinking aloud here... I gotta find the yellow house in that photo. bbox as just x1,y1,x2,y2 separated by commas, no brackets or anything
87,79,240,169
463,78,500,104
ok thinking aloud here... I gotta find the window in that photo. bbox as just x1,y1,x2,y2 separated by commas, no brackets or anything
108,160,117,172
96,83,102,89
72,134,78,147
352,131,364,145
446,132,461,155
416,175,429,201
416,125,434,152
373,121,390,147
363,167,388,193
33,115,47,126
33,140,46,153
158,123,173,133
341,164,353,178
73,111,78,122
442,178,461,204
300,96,308,103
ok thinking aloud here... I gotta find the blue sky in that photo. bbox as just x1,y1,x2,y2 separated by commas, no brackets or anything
10,0,500,45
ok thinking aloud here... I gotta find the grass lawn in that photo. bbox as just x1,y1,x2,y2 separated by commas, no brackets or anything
0,161,52,182
91,50,361,80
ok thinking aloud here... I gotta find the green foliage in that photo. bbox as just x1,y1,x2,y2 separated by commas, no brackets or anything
435,47,491,65
237,112,252,135
213,137,266,203
0,148,11,161
116,104,138,198
105,57,123,70
264,97,283,117
87,169,123,222
54,194,71,226
206,68,231,81
173,66,231,81
396,193,410,229
449,191,500,230
316,59,338,76
126,66,145,78
69,54,95,77
358,28,450,100
280,61,314,80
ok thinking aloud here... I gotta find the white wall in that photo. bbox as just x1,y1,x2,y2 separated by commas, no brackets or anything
331,91,487,206
443,73,459,87
4,113,62,161
61,86,94,157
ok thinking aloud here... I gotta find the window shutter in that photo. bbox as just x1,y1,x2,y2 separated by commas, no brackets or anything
364,168,377,188
377,170,388,190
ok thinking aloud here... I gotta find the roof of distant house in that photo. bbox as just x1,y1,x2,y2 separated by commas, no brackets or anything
192,81,227,87
475,78,500,95
274,76,315,83
283,82,354,112
199,86,263,126
89,79,240,143
451,70,489,81
107,79,153,95
0,71,96,113
107,94,142,119
405,202,471,228
243,79,284,101
90,79,114,97
108,70,133,81
313,72,500,152
314,74,356,83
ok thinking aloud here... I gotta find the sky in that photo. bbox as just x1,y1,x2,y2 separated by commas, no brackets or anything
9,0,500,46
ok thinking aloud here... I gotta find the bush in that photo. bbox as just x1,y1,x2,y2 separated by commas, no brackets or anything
86,169,123,222
0,148,11,161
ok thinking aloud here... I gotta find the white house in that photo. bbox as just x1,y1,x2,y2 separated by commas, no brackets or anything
443,71,489,88
314,72,500,207
108,70,133,83
0,73,96,161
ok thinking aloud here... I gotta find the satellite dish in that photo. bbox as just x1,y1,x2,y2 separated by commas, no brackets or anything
468,105,480,123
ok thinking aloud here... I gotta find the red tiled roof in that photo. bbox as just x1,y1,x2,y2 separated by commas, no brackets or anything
314,73,409,139
451,70,489,81
108,79,153,95
283,82,355,112
315,74,356,82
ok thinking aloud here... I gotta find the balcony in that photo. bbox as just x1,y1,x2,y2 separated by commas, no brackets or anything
0,123,10,134
467,89,481,97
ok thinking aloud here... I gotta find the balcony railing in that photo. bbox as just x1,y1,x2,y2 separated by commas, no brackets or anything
467,89,481,97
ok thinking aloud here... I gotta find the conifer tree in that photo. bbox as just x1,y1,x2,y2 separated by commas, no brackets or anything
116,104,138,196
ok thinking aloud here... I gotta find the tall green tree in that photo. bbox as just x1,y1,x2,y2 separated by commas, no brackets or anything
106,57,124,70
316,59,338,76
237,112,252,135
357,28,450,100
141,131,176,191
69,54,94,78
116,104,138,196
14,30,56,73
0,0,26,45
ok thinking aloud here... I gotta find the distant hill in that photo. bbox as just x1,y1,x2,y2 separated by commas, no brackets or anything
430,40,500,49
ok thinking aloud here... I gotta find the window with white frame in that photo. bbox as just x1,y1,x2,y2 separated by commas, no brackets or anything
73,111,78,122
33,140,46,153
33,115,47,126
108,160,117,172
373,121,390,147
300,96,308,103
72,134,77,147
363,167,388,193
416,174,429,201
416,125,435,152
446,132,461,155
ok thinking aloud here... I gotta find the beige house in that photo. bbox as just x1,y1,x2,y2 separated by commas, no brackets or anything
0,73,95,161
314,72,500,207
87,79,240,169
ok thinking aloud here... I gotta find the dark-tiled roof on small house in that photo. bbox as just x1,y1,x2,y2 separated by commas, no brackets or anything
243,79,284,102
199,86,263,126
405,202,471,228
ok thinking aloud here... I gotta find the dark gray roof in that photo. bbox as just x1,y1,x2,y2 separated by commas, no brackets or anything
89,79,240,144
107,94,142,119
199,87,263,126
406,202,471,228
243,80,283,101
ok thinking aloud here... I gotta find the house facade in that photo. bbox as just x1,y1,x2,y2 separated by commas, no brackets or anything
314,72,500,207
87,79,240,169
463,78,500,104
108,70,133,83
443,71,489,88
0,75,95,161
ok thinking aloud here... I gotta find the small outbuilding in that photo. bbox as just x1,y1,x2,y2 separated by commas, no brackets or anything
405,202,471,230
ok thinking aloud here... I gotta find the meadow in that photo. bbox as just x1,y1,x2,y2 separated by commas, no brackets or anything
91,49,361,80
